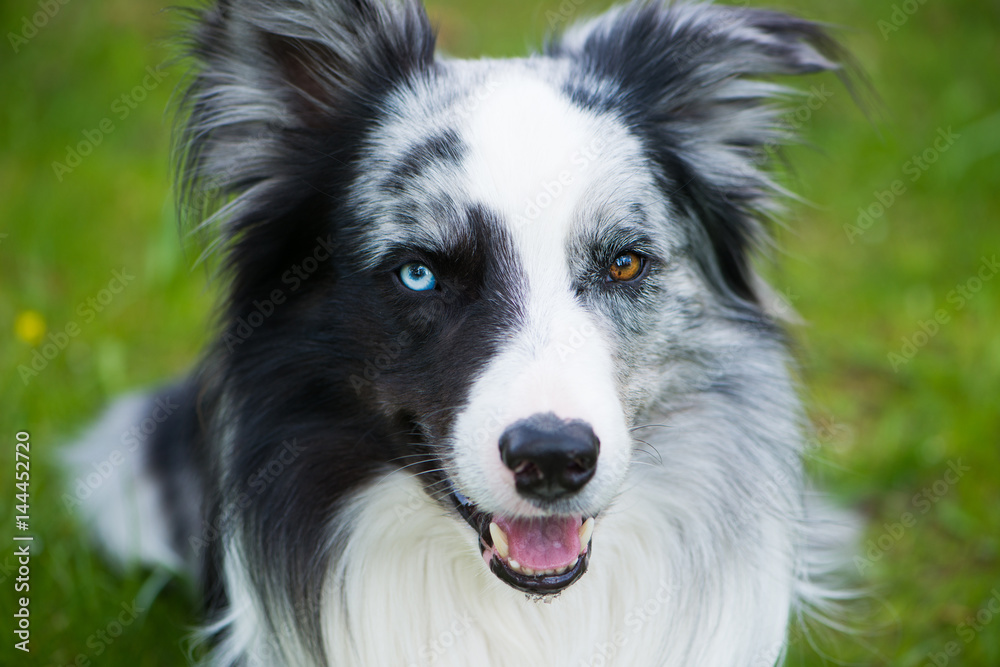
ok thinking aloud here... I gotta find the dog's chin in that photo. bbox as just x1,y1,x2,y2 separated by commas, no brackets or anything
448,484,595,597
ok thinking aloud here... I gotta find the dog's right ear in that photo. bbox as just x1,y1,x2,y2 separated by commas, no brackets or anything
176,0,435,231
547,2,858,307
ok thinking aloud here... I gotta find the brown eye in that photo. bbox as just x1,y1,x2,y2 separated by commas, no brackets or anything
608,252,644,282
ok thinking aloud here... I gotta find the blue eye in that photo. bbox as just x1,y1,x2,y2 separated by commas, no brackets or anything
398,262,436,291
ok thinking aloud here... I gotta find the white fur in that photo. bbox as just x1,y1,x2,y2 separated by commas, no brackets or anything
309,463,796,667
62,395,183,571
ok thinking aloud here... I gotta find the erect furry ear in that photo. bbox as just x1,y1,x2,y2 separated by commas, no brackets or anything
549,1,855,306
175,0,435,241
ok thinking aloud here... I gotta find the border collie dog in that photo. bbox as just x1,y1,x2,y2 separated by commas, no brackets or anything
70,1,858,664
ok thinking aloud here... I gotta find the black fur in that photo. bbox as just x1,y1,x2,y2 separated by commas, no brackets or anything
382,129,467,193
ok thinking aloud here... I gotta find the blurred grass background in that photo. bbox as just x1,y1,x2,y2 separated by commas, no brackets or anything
1,0,998,664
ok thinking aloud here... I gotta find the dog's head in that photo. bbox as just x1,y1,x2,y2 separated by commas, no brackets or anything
182,0,846,596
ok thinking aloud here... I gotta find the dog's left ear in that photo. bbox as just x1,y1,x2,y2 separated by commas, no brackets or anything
177,0,436,233
549,2,853,306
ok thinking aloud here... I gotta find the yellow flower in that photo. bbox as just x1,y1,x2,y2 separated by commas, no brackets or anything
15,310,46,346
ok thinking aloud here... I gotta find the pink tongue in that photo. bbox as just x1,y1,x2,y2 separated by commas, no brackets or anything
494,516,581,570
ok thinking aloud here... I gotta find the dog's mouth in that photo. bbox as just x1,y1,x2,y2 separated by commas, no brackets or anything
450,486,593,596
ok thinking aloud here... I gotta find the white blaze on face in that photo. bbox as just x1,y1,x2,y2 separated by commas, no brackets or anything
450,72,634,518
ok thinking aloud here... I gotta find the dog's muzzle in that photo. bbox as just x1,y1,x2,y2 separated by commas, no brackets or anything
451,413,599,596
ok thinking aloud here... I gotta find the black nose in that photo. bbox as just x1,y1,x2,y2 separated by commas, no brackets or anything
499,413,600,501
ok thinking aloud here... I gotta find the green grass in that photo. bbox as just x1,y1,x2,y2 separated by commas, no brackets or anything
1,0,998,664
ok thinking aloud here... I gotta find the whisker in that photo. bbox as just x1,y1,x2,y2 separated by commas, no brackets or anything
632,438,664,466
630,423,673,432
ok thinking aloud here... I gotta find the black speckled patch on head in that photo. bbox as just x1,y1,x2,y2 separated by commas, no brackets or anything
382,129,466,194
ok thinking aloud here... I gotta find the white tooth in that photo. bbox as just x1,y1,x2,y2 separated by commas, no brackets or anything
522,566,535,576
489,522,509,559
509,559,521,572
569,557,578,569
578,517,594,549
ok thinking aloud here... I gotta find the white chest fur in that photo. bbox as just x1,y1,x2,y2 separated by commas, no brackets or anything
308,470,795,667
